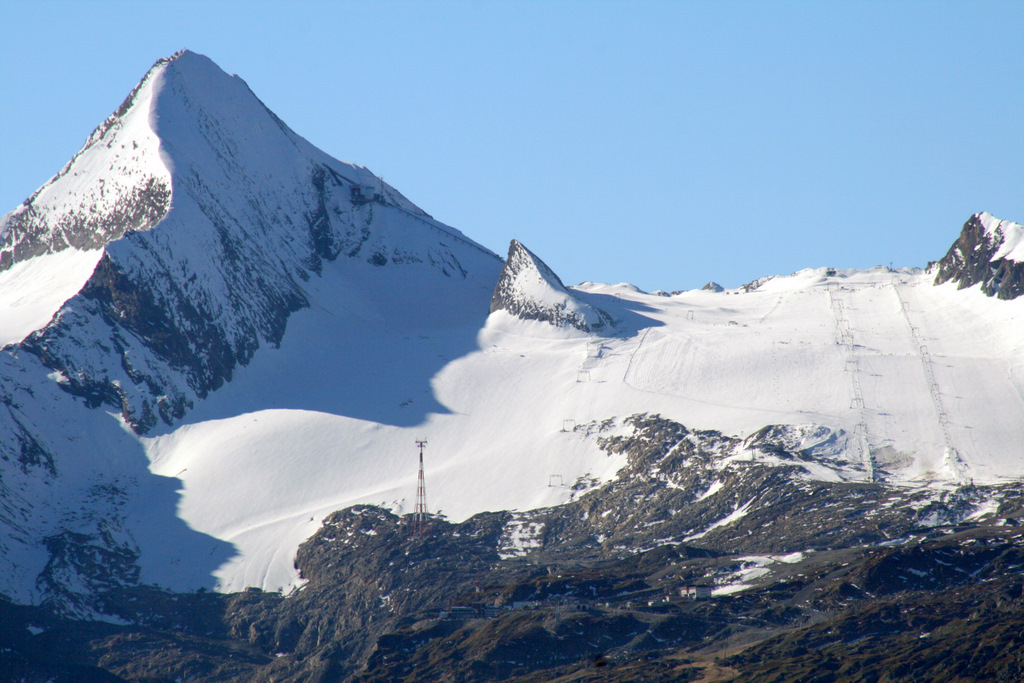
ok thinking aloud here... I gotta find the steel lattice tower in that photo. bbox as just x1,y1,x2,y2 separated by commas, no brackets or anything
414,439,429,537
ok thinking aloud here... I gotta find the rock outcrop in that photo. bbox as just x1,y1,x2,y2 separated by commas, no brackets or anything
934,212,1024,300
490,239,613,332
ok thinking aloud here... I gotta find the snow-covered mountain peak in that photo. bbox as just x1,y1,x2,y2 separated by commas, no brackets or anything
934,212,1024,299
149,50,429,220
489,239,613,333
0,48,437,280
3,49,501,435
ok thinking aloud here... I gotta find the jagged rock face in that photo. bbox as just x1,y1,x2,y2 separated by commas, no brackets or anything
481,414,1013,569
489,239,613,332
934,212,1024,300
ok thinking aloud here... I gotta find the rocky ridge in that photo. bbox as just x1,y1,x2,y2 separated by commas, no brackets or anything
934,211,1024,299
0,55,173,271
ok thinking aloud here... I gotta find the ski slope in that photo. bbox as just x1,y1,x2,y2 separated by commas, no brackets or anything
614,268,1024,484
135,264,1024,594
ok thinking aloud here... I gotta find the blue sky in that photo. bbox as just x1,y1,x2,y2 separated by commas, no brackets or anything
1,0,1021,291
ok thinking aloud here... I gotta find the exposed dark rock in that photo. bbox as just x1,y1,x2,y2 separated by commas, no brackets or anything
19,247,307,434
0,177,170,271
740,275,775,293
0,403,57,475
934,212,1024,300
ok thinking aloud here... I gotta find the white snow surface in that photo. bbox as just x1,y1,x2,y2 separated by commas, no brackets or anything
0,248,103,346
712,552,807,596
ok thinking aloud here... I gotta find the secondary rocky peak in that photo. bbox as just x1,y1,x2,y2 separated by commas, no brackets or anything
502,239,568,291
490,240,613,333
934,212,1024,299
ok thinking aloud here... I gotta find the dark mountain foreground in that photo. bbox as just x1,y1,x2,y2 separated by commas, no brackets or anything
2,415,1022,682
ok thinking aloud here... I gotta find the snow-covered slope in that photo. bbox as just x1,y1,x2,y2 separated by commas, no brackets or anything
1,50,1022,612
0,248,104,346
0,53,170,271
